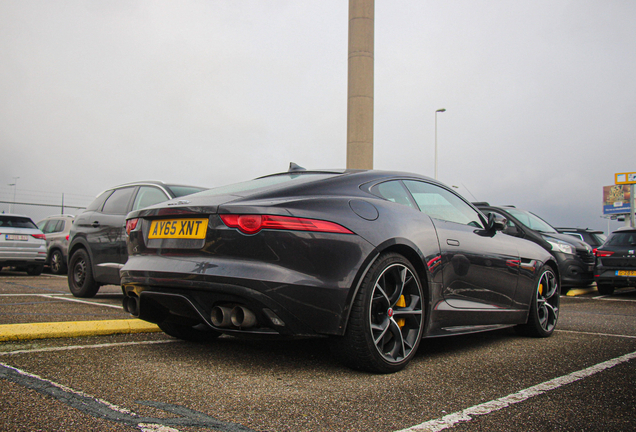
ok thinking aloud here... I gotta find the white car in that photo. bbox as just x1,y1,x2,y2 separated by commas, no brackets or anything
0,213,47,275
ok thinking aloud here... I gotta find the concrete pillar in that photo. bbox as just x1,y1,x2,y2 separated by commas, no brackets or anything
346,0,374,170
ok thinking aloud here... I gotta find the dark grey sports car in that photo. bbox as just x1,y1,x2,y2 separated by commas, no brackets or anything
121,166,560,373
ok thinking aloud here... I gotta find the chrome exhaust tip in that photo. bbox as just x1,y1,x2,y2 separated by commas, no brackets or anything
210,306,233,328
230,306,257,329
123,296,140,317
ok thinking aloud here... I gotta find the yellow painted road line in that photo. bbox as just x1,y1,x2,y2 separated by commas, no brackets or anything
0,319,160,342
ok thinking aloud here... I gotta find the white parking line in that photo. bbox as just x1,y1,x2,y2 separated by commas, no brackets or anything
0,339,179,356
556,329,636,339
396,350,636,432
0,293,122,309
40,294,123,309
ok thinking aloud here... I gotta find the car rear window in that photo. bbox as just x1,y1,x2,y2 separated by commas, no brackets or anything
606,232,636,247
196,173,337,197
166,186,207,198
0,216,38,229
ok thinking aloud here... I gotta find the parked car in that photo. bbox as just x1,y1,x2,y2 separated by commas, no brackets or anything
36,214,75,275
121,167,560,373
0,213,47,275
555,227,606,249
594,227,636,295
67,181,207,298
474,203,594,293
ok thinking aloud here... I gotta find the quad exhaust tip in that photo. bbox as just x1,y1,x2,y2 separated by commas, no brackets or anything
210,305,257,329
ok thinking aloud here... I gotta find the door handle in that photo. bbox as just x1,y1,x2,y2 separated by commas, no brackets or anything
92,221,100,228
447,239,460,246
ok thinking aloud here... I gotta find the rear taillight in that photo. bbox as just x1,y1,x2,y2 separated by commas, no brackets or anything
126,218,139,235
65,234,69,241
220,214,353,235
595,249,614,257
31,233,46,240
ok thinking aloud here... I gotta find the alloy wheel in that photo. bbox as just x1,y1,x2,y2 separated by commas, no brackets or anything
536,269,559,333
369,263,424,364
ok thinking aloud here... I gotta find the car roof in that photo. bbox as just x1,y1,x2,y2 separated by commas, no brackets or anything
39,214,75,219
0,213,34,219
612,226,636,233
95,180,207,197
556,227,604,234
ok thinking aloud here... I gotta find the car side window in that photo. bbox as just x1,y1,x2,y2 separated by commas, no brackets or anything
489,210,522,237
53,220,65,233
403,180,483,228
85,190,113,212
133,186,170,211
371,181,416,208
101,187,135,215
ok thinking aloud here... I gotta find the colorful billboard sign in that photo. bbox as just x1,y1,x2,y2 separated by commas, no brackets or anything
615,172,636,185
603,185,631,215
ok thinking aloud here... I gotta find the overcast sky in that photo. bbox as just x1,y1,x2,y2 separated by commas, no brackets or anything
1,0,634,233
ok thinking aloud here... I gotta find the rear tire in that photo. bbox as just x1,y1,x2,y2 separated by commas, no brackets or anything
68,249,100,298
597,283,614,296
330,253,425,373
26,265,44,276
516,266,560,337
158,321,221,342
50,250,67,275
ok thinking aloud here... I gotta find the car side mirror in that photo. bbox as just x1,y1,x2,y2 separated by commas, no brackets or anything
487,213,507,232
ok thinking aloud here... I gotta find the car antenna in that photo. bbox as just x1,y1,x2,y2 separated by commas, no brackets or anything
288,162,306,172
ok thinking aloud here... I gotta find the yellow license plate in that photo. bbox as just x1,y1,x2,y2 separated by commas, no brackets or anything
148,218,208,239
616,270,636,277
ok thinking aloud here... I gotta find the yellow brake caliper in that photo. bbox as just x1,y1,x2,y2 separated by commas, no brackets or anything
396,295,406,328
538,283,544,296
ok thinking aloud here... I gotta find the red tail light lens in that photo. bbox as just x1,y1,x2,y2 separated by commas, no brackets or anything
595,250,614,257
31,233,46,240
126,218,139,235
220,214,353,235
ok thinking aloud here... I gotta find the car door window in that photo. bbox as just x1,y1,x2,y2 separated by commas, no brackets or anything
53,220,65,233
132,186,170,211
101,187,135,215
487,210,523,237
403,180,483,228
371,181,416,208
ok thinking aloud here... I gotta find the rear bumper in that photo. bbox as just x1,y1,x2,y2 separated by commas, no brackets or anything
120,254,364,337
595,269,636,288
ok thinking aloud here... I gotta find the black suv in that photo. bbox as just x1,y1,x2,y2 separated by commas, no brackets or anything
594,227,636,295
474,203,595,293
555,227,606,249
68,181,206,297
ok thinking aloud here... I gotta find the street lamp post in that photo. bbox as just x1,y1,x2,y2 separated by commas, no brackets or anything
434,108,446,179
8,177,19,213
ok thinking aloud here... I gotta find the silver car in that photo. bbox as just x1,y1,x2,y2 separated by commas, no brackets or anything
37,214,75,275
0,213,47,275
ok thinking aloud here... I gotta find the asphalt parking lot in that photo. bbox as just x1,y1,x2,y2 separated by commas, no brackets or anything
0,271,635,432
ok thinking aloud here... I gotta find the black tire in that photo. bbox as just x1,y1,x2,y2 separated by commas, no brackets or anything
50,250,67,275
158,321,221,342
597,283,614,296
26,265,44,276
330,253,425,374
68,249,100,298
515,266,560,337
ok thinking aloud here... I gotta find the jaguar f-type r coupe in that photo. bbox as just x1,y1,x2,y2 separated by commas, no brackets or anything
121,166,560,373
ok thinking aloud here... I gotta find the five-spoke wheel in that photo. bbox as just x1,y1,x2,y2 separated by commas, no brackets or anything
50,250,67,275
